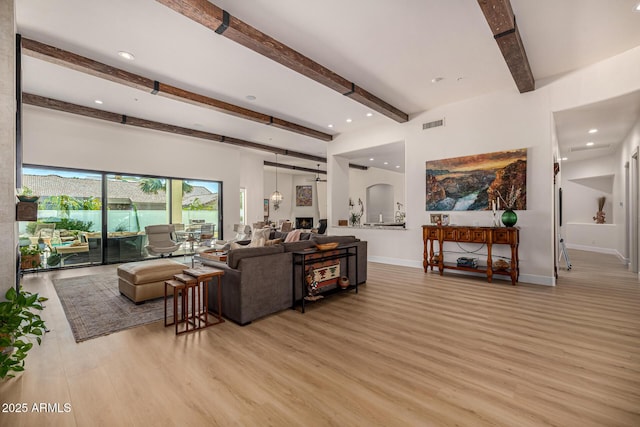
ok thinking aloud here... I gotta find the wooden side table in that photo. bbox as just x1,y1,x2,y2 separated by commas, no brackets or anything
174,273,200,333
183,266,225,329
164,279,186,335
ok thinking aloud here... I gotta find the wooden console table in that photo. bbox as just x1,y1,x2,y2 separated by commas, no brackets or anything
422,225,519,285
291,244,358,313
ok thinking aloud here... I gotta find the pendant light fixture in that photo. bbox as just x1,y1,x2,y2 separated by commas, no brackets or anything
270,153,283,210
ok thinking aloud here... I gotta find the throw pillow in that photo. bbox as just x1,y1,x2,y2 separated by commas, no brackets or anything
284,229,302,243
249,227,270,248
265,238,282,246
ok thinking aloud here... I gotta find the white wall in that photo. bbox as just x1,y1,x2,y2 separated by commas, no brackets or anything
22,105,262,241
328,46,640,286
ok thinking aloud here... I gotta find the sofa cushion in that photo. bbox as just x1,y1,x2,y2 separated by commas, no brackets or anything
227,245,285,269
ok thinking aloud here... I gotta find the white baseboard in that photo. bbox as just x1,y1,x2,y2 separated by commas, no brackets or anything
565,243,625,260
367,256,423,269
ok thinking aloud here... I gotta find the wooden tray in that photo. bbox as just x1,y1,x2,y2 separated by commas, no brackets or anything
315,242,339,251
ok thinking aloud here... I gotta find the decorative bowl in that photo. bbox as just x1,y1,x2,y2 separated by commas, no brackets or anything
17,195,39,202
494,259,509,271
315,242,339,251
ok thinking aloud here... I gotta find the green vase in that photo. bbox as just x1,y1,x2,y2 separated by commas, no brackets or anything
501,209,517,227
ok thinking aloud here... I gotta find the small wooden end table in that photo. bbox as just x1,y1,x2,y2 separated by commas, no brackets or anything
183,266,225,329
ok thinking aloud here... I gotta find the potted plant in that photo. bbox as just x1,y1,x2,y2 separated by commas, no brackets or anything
0,287,48,379
19,246,43,270
16,186,39,203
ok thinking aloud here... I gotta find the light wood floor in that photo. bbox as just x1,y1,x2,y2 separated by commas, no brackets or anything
1,250,639,426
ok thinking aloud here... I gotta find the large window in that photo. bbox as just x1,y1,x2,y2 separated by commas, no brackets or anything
19,165,222,269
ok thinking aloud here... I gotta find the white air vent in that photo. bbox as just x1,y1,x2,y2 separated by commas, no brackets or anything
423,119,444,130
570,144,611,152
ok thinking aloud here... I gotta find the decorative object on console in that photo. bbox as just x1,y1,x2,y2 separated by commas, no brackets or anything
456,257,478,268
426,148,527,211
593,196,606,224
501,209,518,227
338,276,350,289
315,242,339,251
494,259,509,271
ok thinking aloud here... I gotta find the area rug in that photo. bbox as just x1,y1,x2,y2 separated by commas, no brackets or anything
53,273,169,342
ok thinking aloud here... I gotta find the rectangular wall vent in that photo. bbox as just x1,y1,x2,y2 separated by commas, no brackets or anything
423,119,444,130
570,144,611,152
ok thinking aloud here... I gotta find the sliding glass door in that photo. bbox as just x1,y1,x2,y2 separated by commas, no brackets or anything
20,167,103,269
20,165,223,267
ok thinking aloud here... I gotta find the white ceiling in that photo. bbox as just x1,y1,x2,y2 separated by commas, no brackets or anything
16,0,640,171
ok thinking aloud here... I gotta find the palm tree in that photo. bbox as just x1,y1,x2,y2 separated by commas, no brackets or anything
139,178,193,195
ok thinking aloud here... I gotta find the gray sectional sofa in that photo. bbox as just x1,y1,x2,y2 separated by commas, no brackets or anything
195,234,367,325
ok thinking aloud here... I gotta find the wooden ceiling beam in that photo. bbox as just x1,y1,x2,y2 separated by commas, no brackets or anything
155,0,409,123
477,0,535,93
263,161,324,175
21,37,332,141
22,93,326,163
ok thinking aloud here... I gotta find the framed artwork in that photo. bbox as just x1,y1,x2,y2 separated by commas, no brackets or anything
430,214,442,224
442,214,450,226
263,199,269,217
425,148,527,211
296,185,313,206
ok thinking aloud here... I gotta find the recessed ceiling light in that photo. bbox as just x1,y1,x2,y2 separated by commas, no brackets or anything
383,162,388,165
246,95,256,101
588,128,598,134
366,112,373,117
635,2,640,11
117,51,135,60
369,158,374,161
327,124,334,128
561,157,568,161
586,142,595,146
395,165,400,168
94,99,103,104
431,77,444,83
346,118,352,123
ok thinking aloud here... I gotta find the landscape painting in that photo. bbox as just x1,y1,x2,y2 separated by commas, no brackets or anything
426,148,527,211
296,185,313,206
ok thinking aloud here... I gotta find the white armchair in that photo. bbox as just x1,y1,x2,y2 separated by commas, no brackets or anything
145,224,181,257
213,224,251,250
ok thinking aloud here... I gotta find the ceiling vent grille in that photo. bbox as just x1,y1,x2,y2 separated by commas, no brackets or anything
570,144,611,152
423,119,444,130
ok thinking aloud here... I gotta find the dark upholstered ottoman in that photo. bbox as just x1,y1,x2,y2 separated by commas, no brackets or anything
117,259,186,303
